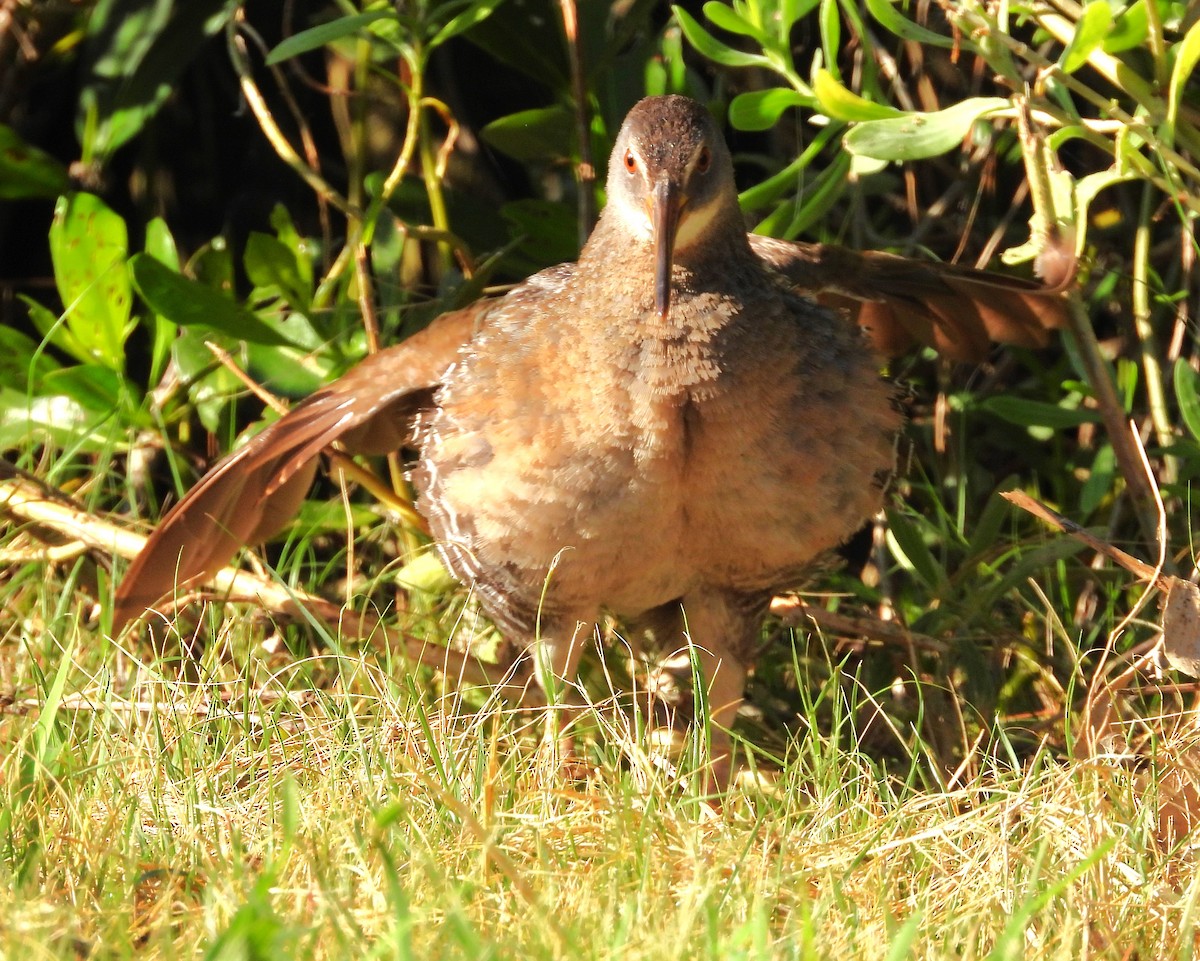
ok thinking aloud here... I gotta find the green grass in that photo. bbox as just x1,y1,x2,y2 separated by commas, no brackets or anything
1,561,1195,960
4,1,1200,956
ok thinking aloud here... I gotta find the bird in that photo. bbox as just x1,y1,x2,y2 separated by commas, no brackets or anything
111,95,1069,781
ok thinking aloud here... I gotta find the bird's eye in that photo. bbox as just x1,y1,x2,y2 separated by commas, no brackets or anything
696,146,712,173
623,149,638,173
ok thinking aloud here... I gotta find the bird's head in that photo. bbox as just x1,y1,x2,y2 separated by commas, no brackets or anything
605,96,738,319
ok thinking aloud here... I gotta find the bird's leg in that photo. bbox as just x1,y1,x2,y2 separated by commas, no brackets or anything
530,615,593,767
677,590,765,790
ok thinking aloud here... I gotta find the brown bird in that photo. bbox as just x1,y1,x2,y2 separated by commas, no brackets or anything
112,95,1068,780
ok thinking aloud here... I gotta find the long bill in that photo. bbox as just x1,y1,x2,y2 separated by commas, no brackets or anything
651,178,682,319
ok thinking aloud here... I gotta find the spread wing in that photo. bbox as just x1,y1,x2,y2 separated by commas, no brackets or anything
749,236,1072,362
110,303,479,632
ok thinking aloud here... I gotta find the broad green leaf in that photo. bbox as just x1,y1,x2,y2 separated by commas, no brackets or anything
843,97,1009,161
0,126,70,198
244,232,312,310
978,396,1100,429
456,1,567,88
190,237,235,290
41,364,145,426
863,0,955,47
886,507,948,591
728,89,809,131
429,0,504,48
0,325,59,392
1174,358,1200,443
245,313,340,396
1079,443,1116,516
1168,18,1200,131
965,477,1022,560
673,7,771,69
78,0,236,160
20,295,92,369
781,0,821,32
266,10,393,64
0,387,104,452
739,125,839,210
395,550,455,595
129,253,296,347
755,151,850,236
171,328,240,434
143,218,180,385
1060,1,1113,74
144,217,180,270
501,199,580,269
813,69,904,122
702,2,765,41
1105,1,1148,53
481,107,576,162
48,193,131,371
819,0,841,77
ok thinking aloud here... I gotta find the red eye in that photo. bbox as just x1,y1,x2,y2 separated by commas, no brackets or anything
623,149,637,173
696,146,711,173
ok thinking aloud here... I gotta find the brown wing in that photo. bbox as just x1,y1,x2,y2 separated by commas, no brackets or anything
110,304,479,633
749,236,1072,362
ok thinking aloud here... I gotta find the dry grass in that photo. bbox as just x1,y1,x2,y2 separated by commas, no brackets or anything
2,565,1197,960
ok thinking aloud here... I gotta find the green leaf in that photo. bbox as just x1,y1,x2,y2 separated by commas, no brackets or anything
20,295,91,369
171,328,240,435
965,477,1021,560
1174,358,1200,443
978,396,1100,429
813,69,904,122
842,97,1009,161
501,199,580,269
48,192,131,371
0,387,104,452
673,6,771,69
1079,443,1116,516
481,108,576,163
1168,17,1200,132
244,232,312,310
142,218,180,385
886,507,948,591
1105,1,1148,53
1060,1,1113,74
266,9,394,64
129,254,296,347
144,217,180,271
429,0,504,48
0,326,59,392
0,126,70,199
728,89,809,131
79,0,236,160
702,2,765,41
863,0,955,47
42,364,145,426
244,313,341,397
395,550,454,595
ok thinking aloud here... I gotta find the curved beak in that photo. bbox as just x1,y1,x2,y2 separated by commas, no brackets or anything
650,178,683,319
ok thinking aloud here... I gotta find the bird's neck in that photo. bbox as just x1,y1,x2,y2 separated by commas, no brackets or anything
577,203,755,314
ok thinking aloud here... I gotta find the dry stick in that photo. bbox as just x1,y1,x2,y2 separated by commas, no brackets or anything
1001,489,1166,589
226,14,355,220
767,595,950,654
241,18,334,258
1013,100,1166,553
1132,181,1177,482
558,0,595,242
0,478,495,684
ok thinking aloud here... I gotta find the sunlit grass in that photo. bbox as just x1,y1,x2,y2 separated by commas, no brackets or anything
1,557,1195,960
